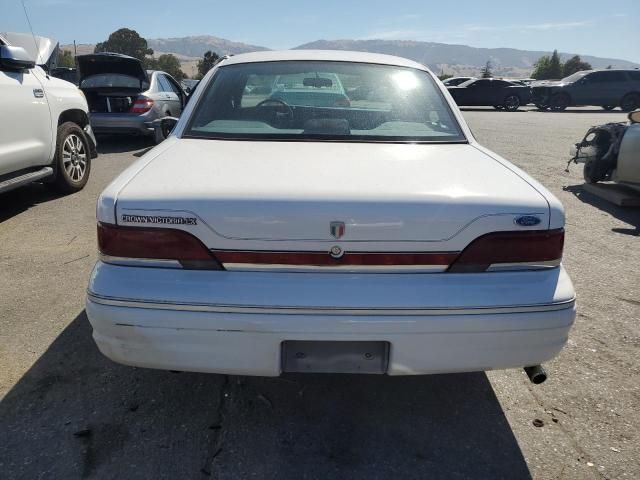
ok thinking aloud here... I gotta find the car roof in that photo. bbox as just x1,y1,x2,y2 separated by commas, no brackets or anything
581,69,639,74
220,50,429,71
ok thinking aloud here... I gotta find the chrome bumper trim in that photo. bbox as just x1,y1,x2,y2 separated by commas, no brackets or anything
87,292,575,317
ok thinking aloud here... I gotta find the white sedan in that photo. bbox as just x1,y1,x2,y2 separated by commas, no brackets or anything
87,50,575,380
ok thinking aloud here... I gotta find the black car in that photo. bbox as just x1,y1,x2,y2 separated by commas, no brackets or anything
50,67,77,85
531,69,640,112
447,78,532,111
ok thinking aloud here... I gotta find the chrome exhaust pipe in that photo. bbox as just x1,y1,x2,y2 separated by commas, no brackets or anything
524,365,547,384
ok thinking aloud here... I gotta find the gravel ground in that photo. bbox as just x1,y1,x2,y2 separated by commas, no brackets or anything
0,107,638,479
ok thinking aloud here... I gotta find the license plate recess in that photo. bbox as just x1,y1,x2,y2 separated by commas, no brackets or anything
282,341,389,374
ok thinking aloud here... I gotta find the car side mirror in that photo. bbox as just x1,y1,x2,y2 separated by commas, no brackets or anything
629,111,640,124
160,116,179,136
153,116,179,143
0,45,36,71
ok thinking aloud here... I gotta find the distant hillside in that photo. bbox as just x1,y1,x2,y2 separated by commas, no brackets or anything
61,35,268,78
62,35,639,79
147,35,268,57
295,39,640,77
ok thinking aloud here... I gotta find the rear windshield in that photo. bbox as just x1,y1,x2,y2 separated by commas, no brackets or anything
185,61,466,143
80,73,143,89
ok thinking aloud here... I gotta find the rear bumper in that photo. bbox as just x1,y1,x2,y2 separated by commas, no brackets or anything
90,112,156,136
86,262,576,376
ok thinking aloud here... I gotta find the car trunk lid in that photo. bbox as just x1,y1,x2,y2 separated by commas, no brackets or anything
77,53,148,86
113,140,550,255
77,53,148,113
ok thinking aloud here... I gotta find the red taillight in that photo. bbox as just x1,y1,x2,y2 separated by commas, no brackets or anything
448,229,564,273
130,95,154,113
98,223,223,269
334,97,351,107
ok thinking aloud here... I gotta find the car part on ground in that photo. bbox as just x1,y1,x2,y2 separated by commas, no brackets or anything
568,110,640,189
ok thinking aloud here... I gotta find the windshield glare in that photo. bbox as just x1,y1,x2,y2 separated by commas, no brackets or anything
561,72,589,83
185,61,465,142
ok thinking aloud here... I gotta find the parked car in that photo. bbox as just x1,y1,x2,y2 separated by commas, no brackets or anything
442,76,475,87
87,50,575,380
531,69,640,112
447,78,532,111
50,66,77,85
569,110,640,187
0,34,96,194
77,53,186,141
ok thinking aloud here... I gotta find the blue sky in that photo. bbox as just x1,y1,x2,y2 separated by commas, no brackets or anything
4,0,639,62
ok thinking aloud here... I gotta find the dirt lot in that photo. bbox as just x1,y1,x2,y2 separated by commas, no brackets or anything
1,107,638,479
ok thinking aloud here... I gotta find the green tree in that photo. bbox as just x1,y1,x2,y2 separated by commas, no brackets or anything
196,50,220,79
532,50,563,80
562,55,592,77
94,28,153,61
57,49,75,68
532,55,551,79
480,60,493,78
146,54,186,81
548,50,563,79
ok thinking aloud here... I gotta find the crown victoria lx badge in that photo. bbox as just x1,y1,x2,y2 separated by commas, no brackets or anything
330,221,345,239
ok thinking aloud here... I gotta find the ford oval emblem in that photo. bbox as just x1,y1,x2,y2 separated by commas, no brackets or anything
514,215,541,227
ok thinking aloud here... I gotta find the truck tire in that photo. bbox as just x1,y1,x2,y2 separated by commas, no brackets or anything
620,93,640,112
52,122,91,193
550,93,569,111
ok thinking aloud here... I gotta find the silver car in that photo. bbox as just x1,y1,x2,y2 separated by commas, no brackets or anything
77,53,185,140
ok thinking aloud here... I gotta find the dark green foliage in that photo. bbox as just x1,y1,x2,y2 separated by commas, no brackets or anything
95,28,153,61
196,50,221,79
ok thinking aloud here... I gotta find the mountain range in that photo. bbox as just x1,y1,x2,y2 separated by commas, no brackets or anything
63,35,639,78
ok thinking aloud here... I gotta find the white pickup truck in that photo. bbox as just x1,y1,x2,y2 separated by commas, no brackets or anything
0,33,97,194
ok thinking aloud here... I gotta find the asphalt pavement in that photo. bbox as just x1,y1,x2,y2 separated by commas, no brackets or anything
1,107,638,479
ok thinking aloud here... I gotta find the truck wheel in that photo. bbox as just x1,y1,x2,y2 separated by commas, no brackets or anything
601,105,615,111
52,122,91,193
550,93,569,111
620,93,639,112
503,95,520,111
